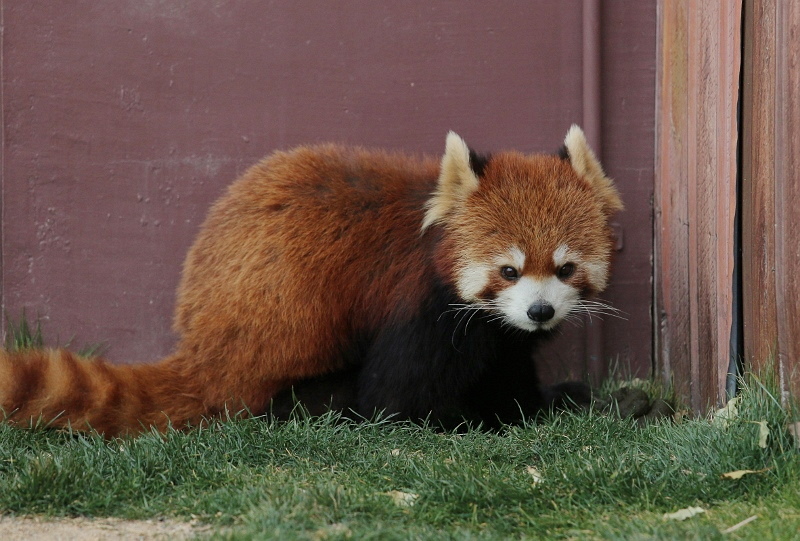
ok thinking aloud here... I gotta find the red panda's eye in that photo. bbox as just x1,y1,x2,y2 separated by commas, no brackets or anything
557,263,576,279
500,266,519,280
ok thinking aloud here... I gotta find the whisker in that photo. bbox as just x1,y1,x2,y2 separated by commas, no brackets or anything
573,300,629,321
579,300,627,314
463,307,482,335
441,301,500,345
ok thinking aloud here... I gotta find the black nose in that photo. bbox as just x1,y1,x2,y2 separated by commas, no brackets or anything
527,302,555,323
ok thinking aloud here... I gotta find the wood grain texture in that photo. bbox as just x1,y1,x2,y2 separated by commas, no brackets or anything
742,0,800,400
778,1,800,398
742,0,778,371
655,0,740,410
655,0,692,403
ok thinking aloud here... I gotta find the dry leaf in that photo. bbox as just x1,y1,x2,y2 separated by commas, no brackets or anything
787,422,800,449
722,515,758,534
526,466,544,485
673,409,690,424
385,490,418,508
713,396,740,428
721,468,769,480
663,506,706,521
756,420,769,449
390,449,401,457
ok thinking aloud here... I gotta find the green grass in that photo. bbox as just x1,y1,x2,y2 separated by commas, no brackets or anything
1,317,799,539
4,311,45,351
1,380,798,539
4,311,106,357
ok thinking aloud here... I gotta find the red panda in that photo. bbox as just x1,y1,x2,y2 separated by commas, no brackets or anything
0,125,622,436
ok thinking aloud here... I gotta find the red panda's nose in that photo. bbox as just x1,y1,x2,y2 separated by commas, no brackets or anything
527,302,555,323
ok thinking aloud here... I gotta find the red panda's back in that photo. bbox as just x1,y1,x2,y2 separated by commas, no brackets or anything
171,145,441,397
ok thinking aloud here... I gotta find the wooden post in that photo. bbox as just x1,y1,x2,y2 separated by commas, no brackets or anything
741,0,800,401
655,0,741,410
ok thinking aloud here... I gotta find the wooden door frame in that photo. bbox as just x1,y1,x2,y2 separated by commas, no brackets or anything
656,0,800,409
654,0,741,410
740,0,800,401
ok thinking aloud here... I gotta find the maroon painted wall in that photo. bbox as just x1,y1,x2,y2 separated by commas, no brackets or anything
0,2,655,382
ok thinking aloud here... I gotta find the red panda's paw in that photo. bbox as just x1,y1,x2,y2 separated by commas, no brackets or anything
543,381,594,412
593,386,675,426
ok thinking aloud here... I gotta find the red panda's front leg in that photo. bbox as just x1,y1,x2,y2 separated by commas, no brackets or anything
466,347,592,429
355,311,589,428
353,324,485,426
354,289,527,428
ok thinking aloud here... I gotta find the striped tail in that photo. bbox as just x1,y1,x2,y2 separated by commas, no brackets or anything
0,349,207,437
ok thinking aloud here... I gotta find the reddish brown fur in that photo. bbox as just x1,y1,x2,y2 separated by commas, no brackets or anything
444,154,615,296
0,137,619,436
0,349,205,436
1,146,443,435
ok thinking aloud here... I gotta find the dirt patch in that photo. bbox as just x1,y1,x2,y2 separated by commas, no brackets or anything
0,515,211,540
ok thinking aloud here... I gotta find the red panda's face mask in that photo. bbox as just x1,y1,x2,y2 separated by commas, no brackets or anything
423,127,624,332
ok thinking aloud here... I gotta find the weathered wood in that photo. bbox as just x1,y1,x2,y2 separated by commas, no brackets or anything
779,1,800,398
656,0,692,404
742,0,778,374
742,0,800,400
656,0,740,410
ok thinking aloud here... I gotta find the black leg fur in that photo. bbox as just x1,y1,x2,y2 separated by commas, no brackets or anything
267,281,586,429
268,368,360,421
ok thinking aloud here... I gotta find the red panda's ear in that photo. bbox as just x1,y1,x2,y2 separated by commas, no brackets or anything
563,125,624,215
422,131,481,231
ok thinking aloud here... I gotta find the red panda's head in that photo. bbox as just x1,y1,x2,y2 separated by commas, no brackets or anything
423,126,623,332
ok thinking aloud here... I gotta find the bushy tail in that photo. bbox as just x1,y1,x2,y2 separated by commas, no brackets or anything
0,349,207,437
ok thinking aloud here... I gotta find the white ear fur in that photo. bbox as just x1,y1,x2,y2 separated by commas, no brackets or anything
564,125,624,214
421,131,480,231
